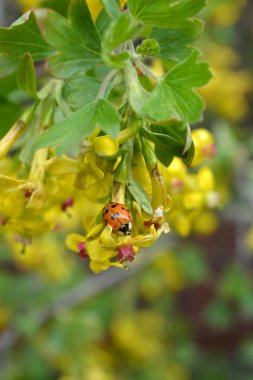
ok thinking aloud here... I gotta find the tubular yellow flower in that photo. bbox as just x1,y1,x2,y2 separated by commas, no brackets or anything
94,136,119,157
100,224,163,249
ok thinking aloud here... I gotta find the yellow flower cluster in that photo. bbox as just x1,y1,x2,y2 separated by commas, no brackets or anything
0,118,218,273
0,1,220,274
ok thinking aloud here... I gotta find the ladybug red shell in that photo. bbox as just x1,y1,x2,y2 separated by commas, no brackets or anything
102,202,132,235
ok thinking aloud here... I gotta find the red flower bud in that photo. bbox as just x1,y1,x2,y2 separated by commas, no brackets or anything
77,242,88,259
118,244,135,263
61,198,74,212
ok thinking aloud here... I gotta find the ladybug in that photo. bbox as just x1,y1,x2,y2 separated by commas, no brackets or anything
102,202,132,235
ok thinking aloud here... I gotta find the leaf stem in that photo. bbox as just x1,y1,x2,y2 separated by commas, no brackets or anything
98,69,118,98
117,120,142,144
134,60,160,82
0,103,38,161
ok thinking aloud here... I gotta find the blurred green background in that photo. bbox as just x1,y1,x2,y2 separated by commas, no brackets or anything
0,0,253,379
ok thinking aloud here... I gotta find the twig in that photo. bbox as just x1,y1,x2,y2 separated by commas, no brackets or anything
0,246,169,354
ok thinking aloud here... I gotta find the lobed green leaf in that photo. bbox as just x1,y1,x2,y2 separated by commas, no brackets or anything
63,75,101,110
100,0,120,19
0,12,54,78
128,0,206,28
151,19,204,62
142,122,195,166
142,51,212,124
35,2,101,79
33,99,120,155
102,13,136,68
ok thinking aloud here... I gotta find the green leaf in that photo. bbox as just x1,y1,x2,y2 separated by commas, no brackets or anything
124,62,150,116
0,12,54,78
127,178,153,214
155,146,174,167
182,140,195,167
219,264,252,301
96,9,111,38
204,299,234,330
68,0,101,52
32,99,120,155
142,51,211,124
151,19,204,62
17,53,37,98
179,247,209,283
142,122,194,166
0,99,23,138
41,0,69,17
63,75,101,110
102,13,136,68
128,0,206,28
36,6,101,78
33,102,97,155
0,73,19,96
100,0,120,19
95,98,121,137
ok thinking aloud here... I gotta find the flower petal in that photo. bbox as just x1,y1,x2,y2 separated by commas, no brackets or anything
65,233,86,252
130,225,163,247
86,223,104,240
99,225,122,248
86,239,117,261
89,259,124,273
94,136,119,157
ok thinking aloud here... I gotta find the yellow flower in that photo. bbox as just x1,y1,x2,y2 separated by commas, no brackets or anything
192,211,219,235
94,136,119,157
191,129,216,167
65,218,164,273
246,226,253,253
18,0,40,11
201,43,252,122
100,224,163,249
66,224,124,273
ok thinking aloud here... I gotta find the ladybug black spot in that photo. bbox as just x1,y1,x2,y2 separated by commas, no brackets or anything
111,204,117,208
121,207,125,210
116,211,120,216
105,219,108,223
105,209,109,214
111,215,115,220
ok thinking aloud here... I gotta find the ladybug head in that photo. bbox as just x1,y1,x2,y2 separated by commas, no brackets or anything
118,222,132,236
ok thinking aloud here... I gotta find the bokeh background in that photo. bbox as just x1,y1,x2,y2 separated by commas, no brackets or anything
0,0,253,379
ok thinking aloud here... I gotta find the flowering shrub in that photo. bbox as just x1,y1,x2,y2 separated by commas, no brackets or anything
0,0,219,272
